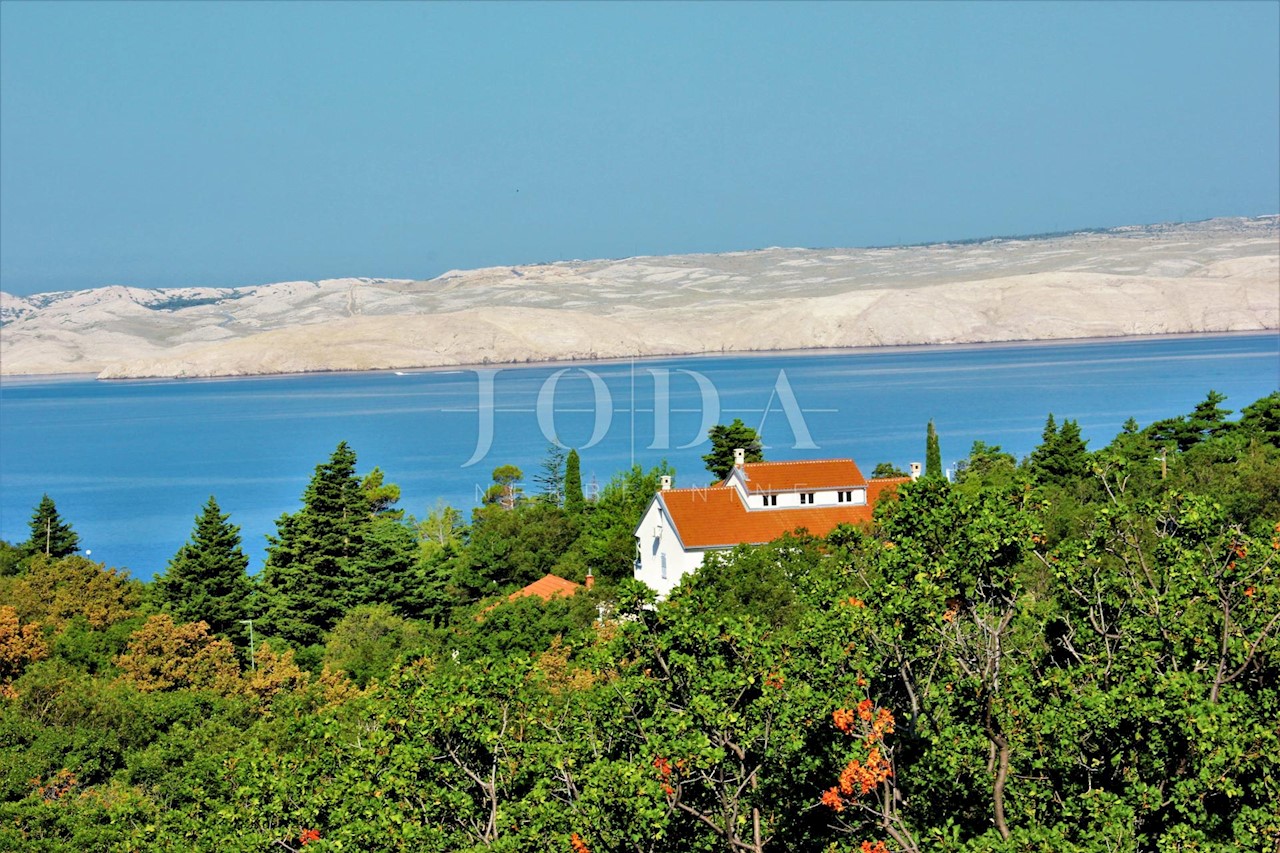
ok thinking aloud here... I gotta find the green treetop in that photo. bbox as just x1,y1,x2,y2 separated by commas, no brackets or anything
23,494,79,559
1029,413,1090,485
156,496,253,646
702,419,763,482
259,442,416,647
925,420,943,479
564,449,585,516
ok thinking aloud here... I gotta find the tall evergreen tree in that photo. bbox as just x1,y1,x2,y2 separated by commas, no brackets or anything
702,419,763,482
155,496,253,647
564,449,585,515
259,442,374,647
1029,413,1090,485
925,421,943,480
534,443,568,506
23,494,79,558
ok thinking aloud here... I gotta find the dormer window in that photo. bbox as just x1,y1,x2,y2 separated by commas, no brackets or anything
800,492,815,504
837,490,853,503
761,494,777,507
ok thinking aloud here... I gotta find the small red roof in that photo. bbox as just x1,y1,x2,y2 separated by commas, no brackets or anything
508,574,582,603
731,459,867,493
659,485,885,549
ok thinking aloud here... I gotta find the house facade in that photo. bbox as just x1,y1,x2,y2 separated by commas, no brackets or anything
633,450,911,598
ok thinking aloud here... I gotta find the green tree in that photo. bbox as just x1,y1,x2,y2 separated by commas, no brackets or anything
1238,391,1280,446
1029,413,1089,486
952,440,1017,491
702,419,763,482
871,461,907,479
924,420,942,479
258,442,414,647
577,462,673,583
322,604,424,688
564,449,585,516
155,496,253,648
360,467,403,519
483,464,524,509
533,443,568,506
23,495,79,559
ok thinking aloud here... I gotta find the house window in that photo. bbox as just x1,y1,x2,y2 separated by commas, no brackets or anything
761,494,777,507
660,553,667,579
800,492,815,504
837,490,852,503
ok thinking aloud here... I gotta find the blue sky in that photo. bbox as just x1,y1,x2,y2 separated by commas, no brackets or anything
1,1,1277,296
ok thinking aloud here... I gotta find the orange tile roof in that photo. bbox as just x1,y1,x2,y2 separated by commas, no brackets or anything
732,459,867,493
867,476,910,504
659,486,876,549
508,574,582,603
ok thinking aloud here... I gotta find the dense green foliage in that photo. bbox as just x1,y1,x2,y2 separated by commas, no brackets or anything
703,418,763,481
925,420,942,479
1,392,1277,852
23,495,80,560
565,449,585,516
154,496,253,648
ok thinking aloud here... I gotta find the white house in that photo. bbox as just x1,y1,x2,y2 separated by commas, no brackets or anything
633,450,913,598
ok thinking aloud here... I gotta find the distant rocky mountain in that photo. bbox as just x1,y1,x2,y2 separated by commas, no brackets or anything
2,217,1277,379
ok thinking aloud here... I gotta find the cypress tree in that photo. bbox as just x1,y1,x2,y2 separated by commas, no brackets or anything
24,494,79,559
564,449,585,515
156,496,253,646
925,421,943,480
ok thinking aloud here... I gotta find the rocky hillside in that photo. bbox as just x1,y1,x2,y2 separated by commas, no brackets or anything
2,217,1277,379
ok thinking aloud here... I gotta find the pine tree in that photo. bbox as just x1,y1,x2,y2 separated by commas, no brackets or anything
564,449,585,515
702,419,764,482
925,421,943,480
156,496,253,647
259,442,372,647
1029,414,1089,485
23,495,79,559
534,443,568,506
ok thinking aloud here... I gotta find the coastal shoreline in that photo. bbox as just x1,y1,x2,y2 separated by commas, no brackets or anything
1,328,1274,386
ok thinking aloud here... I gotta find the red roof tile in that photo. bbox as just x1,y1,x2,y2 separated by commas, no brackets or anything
508,574,582,603
659,486,876,549
731,459,867,493
867,476,910,504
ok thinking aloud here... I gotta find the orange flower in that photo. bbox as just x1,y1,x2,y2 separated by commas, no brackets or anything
1245,586,1256,598
820,787,845,812
653,756,672,778
846,596,865,608
861,842,889,853
299,828,321,845
570,832,591,853
857,698,874,721
765,672,785,689
833,708,856,733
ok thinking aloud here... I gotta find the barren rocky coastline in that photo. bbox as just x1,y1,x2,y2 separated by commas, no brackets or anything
1,216,1276,379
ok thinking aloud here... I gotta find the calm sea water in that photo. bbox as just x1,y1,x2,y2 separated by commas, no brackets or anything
1,334,1276,581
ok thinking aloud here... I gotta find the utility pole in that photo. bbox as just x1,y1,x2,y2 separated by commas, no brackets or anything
1159,447,1167,481
239,619,256,670
45,518,51,556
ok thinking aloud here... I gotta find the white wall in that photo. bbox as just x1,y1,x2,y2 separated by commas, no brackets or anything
633,498,707,599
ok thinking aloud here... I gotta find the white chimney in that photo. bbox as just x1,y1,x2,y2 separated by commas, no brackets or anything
733,448,746,467
909,462,921,481
660,475,672,490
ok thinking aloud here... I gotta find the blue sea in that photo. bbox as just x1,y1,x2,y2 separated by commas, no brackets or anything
1,333,1277,581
